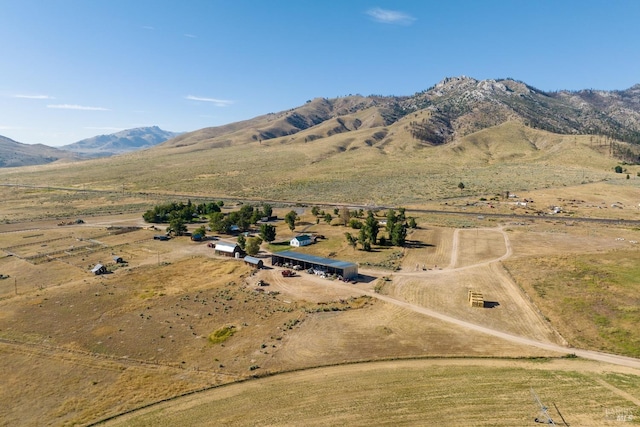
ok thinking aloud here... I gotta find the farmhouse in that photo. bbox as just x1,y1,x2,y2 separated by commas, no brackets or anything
290,235,312,247
215,241,242,257
91,264,107,275
243,256,264,269
271,250,358,279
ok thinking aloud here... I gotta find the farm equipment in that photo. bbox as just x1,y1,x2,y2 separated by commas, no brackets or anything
281,269,295,277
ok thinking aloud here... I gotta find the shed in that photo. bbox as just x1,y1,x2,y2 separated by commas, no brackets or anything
290,235,312,247
243,256,264,269
215,242,242,257
271,251,358,279
91,264,107,275
113,256,124,263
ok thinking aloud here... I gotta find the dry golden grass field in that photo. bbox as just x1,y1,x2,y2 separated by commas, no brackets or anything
0,196,638,425
1,122,639,426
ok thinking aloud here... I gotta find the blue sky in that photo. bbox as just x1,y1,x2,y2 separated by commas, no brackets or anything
1,0,639,146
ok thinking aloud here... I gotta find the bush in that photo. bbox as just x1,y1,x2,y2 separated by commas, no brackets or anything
208,326,235,344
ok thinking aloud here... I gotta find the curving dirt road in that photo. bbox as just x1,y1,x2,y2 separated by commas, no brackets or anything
328,226,640,369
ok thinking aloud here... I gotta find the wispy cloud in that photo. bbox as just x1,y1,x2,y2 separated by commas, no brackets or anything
184,33,197,38
47,104,109,111
13,94,54,99
142,26,154,30
366,7,416,25
0,125,21,130
185,95,233,107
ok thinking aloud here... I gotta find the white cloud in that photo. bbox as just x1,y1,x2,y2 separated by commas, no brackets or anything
0,125,21,130
13,94,54,99
47,104,110,111
366,7,416,25
184,33,197,38
185,95,233,107
142,26,154,30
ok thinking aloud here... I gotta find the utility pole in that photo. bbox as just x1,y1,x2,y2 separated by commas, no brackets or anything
14,278,18,295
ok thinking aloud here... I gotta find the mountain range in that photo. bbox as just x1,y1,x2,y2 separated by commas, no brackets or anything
0,126,179,168
163,76,640,163
59,126,182,157
0,135,78,168
2,77,640,171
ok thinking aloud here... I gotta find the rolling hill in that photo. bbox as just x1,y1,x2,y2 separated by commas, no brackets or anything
0,135,78,167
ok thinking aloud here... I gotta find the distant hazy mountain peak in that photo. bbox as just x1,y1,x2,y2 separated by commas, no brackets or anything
60,126,181,157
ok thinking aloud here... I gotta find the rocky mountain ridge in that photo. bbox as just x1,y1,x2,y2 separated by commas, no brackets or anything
163,76,640,164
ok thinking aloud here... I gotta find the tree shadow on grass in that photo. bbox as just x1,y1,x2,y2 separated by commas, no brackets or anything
404,240,434,249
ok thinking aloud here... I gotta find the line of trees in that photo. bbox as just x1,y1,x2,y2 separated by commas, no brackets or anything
142,200,223,223
209,203,273,234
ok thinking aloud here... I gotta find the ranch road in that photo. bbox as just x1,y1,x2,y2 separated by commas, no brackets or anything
348,226,640,369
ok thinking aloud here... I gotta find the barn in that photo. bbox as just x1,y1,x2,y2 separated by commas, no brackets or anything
271,250,358,279
290,235,312,247
243,256,264,269
215,242,242,257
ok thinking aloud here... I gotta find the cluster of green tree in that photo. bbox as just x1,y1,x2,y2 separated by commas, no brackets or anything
339,208,416,252
209,203,273,235
143,200,223,224
237,234,263,256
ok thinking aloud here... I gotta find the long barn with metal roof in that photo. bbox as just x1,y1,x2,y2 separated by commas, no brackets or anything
271,251,358,279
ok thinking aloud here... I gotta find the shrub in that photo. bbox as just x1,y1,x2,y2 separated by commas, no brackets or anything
208,326,235,344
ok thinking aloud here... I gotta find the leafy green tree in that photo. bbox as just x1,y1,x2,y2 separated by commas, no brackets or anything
386,209,397,233
260,224,276,243
390,222,407,247
333,208,339,215
193,225,207,237
358,228,368,250
285,210,298,231
209,212,231,234
614,165,623,173
324,213,332,224
458,182,465,191
349,219,363,229
397,207,406,223
364,210,379,244
311,206,320,217
261,203,273,218
245,237,262,256
237,234,246,250
345,232,358,250
167,218,188,236
408,217,417,229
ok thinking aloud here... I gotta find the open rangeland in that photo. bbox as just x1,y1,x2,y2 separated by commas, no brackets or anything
0,183,639,425
100,358,640,427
